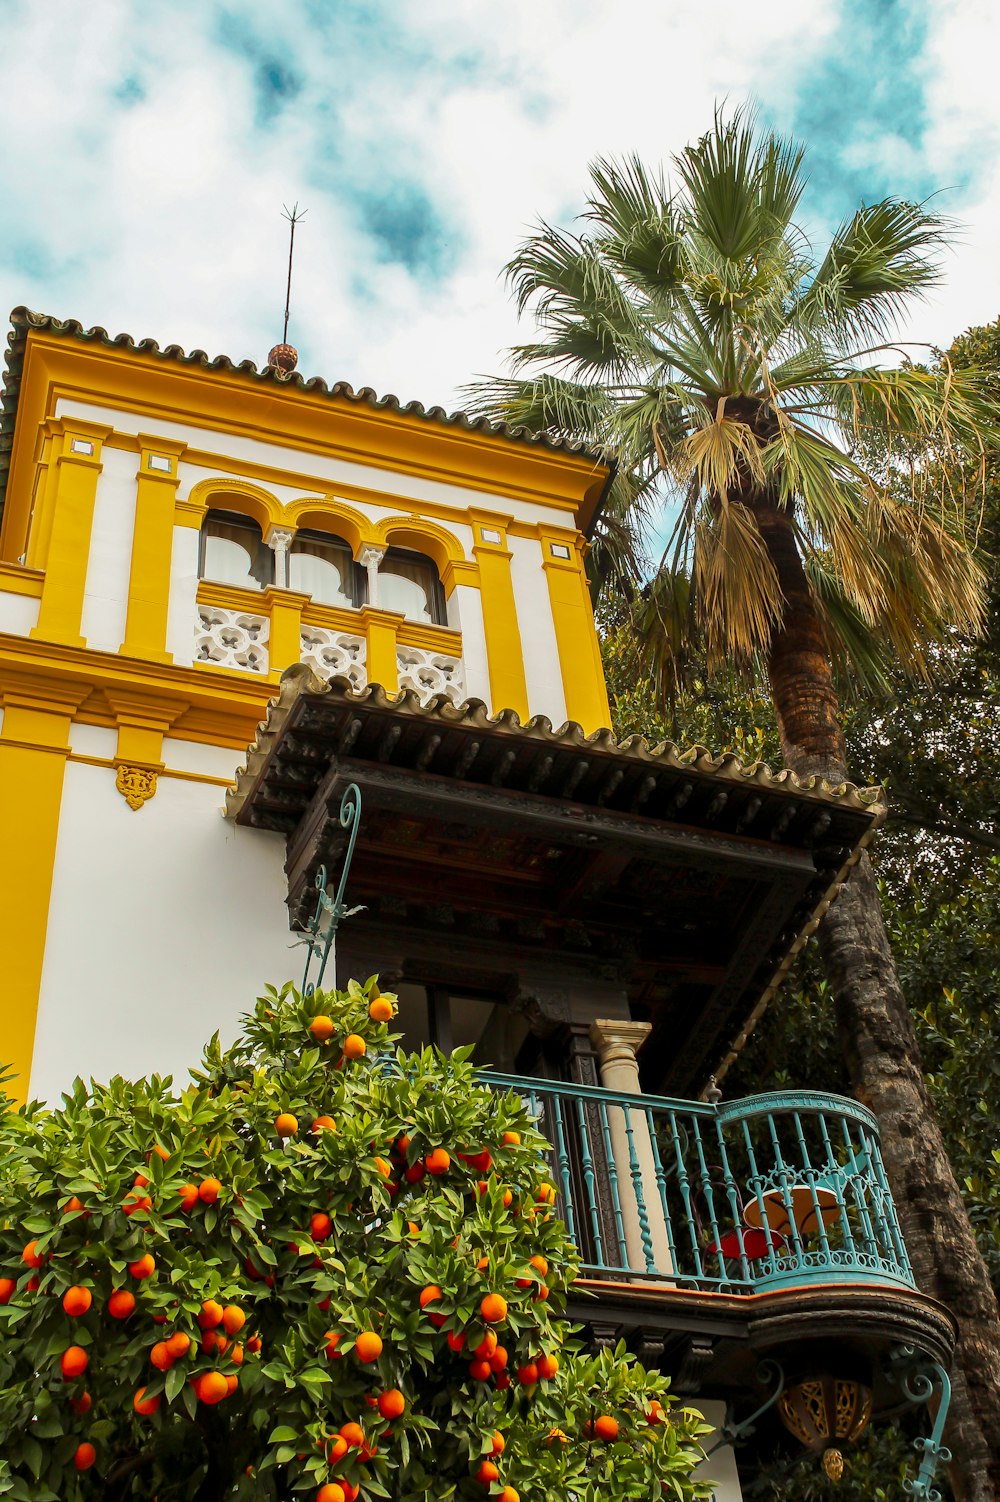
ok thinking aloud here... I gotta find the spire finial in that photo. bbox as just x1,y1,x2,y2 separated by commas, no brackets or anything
268,201,307,376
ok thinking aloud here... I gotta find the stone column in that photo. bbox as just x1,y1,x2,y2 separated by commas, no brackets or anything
590,1019,675,1278
265,526,295,590
358,544,385,608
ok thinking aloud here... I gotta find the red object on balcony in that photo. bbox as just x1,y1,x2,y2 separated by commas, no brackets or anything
709,1226,784,1262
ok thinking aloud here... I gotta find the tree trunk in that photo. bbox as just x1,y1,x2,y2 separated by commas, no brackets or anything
755,499,1000,1501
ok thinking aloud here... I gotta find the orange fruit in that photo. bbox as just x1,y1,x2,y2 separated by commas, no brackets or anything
70,1391,92,1415
150,1143,170,1162
133,1173,150,1189
150,1341,173,1371
108,1289,136,1319
326,1435,349,1462
275,1113,299,1138
534,1283,550,1302
647,1399,666,1424
474,1330,498,1359
128,1254,155,1280
74,1441,97,1471
369,997,394,1022
247,1334,262,1353
311,1115,336,1133
594,1415,619,1441
517,1361,538,1386
480,1293,507,1324
21,1240,44,1268
537,1353,559,1380
378,1387,406,1419
62,1195,86,1214
374,1156,393,1179
340,1421,365,1447
536,1183,556,1204
60,1346,88,1380
62,1285,92,1317
317,1486,346,1502
476,1461,499,1486
546,1427,568,1446
491,1431,506,1456
343,1034,367,1059
354,1330,383,1363
446,1330,466,1352
324,1330,343,1359
310,1015,335,1041
499,1488,520,1502
419,1284,442,1309
501,1131,521,1146
425,1147,450,1176
529,1255,549,1277
226,1374,239,1395
179,1183,200,1211
195,1371,229,1405
407,1220,420,1238
469,1358,492,1381
490,1345,509,1372
222,1305,246,1335
198,1300,224,1330
0,1278,13,1305
134,1386,160,1416
199,1177,221,1204
165,1331,191,1360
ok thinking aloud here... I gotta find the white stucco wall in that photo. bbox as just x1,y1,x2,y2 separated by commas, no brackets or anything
0,589,39,634
29,761,294,1102
508,534,567,724
165,523,200,667
81,446,138,652
693,1399,744,1502
448,583,490,706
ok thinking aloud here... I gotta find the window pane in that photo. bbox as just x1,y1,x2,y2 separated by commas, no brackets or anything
381,555,436,622
289,536,356,607
393,983,431,1053
201,516,271,589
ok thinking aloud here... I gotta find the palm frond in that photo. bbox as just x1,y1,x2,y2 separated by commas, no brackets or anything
694,498,784,664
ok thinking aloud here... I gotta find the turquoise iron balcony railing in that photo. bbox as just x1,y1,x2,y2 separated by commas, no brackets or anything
483,1075,914,1295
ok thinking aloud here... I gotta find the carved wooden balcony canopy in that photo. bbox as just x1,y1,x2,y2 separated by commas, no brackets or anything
227,665,886,1096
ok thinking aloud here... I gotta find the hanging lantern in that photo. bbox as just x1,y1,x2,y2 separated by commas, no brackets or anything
777,1375,873,1482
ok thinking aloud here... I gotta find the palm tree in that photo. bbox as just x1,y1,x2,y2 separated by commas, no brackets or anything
467,113,1000,1498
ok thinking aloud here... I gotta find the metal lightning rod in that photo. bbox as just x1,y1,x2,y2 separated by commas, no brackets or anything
281,202,307,346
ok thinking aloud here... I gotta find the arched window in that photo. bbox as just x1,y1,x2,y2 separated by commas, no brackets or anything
380,548,445,624
288,530,365,609
199,510,272,590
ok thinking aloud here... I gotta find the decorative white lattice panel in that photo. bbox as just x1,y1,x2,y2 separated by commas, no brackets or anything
195,606,269,673
300,627,368,690
396,645,466,706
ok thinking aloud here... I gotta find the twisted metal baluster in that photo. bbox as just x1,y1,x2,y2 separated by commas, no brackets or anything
621,1101,654,1273
574,1097,606,1270
597,1098,628,1271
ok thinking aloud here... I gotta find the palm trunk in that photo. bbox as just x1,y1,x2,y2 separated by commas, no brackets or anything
756,500,1000,1501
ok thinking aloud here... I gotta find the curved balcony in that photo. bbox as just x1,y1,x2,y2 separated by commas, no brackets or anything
484,1076,914,1295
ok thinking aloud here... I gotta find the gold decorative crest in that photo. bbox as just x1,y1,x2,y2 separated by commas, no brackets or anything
115,764,158,811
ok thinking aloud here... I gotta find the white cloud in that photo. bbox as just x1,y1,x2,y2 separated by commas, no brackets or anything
0,0,996,415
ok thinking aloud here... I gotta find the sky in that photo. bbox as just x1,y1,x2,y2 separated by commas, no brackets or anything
2,0,999,412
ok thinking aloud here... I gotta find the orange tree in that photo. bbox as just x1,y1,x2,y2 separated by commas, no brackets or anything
0,978,713,1501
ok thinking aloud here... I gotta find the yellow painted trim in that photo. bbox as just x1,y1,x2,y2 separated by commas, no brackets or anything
469,511,528,720
186,476,284,533
195,579,270,611
358,606,402,693
300,599,367,633
537,525,611,733
1,331,610,562
285,497,380,556
24,433,58,569
175,499,206,528
440,558,481,593
121,437,186,663
0,561,44,597
29,420,112,647
373,514,467,580
264,587,310,677
0,685,83,1103
396,619,463,655
67,750,235,787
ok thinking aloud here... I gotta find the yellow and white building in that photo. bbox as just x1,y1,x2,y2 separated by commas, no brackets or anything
0,308,610,1103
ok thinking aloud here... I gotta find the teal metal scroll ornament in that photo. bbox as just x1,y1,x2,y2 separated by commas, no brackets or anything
887,1347,953,1502
301,783,363,996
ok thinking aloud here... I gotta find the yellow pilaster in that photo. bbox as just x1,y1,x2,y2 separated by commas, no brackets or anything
121,436,187,663
470,512,528,720
539,527,611,733
0,681,84,1102
265,588,310,678
24,428,59,570
359,606,404,694
30,419,112,648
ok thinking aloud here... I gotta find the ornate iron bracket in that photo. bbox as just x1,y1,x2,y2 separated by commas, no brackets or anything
886,1345,953,1501
300,783,363,996
705,1359,785,1455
